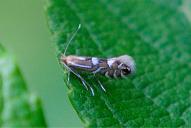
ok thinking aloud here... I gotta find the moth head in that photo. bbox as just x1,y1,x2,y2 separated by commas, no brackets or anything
116,55,136,74
60,55,77,65
60,54,67,64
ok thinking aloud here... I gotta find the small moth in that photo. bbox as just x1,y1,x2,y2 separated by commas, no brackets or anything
60,24,135,96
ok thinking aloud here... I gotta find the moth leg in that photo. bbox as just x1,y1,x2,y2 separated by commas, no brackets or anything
76,74,89,91
93,74,106,92
70,71,95,96
67,71,70,86
89,86,95,96
70,72,95,96
76,74,95,96
97,79,106,92
63,63,94,95
80,77,95,96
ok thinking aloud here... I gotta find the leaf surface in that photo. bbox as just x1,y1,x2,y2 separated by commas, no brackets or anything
47,0,191,127
0,45,46,127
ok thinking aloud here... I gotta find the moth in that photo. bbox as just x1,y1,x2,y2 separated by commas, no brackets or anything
60,24,135,96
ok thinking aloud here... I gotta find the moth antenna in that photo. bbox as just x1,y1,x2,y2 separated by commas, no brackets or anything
64,24,81,56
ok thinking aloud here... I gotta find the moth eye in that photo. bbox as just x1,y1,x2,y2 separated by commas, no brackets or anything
122,68,131,75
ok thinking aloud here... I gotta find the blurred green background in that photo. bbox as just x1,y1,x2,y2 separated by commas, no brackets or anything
0,0,82,127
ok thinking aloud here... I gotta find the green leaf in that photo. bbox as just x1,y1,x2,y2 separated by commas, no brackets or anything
46,0,191,127
0,45,46,127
